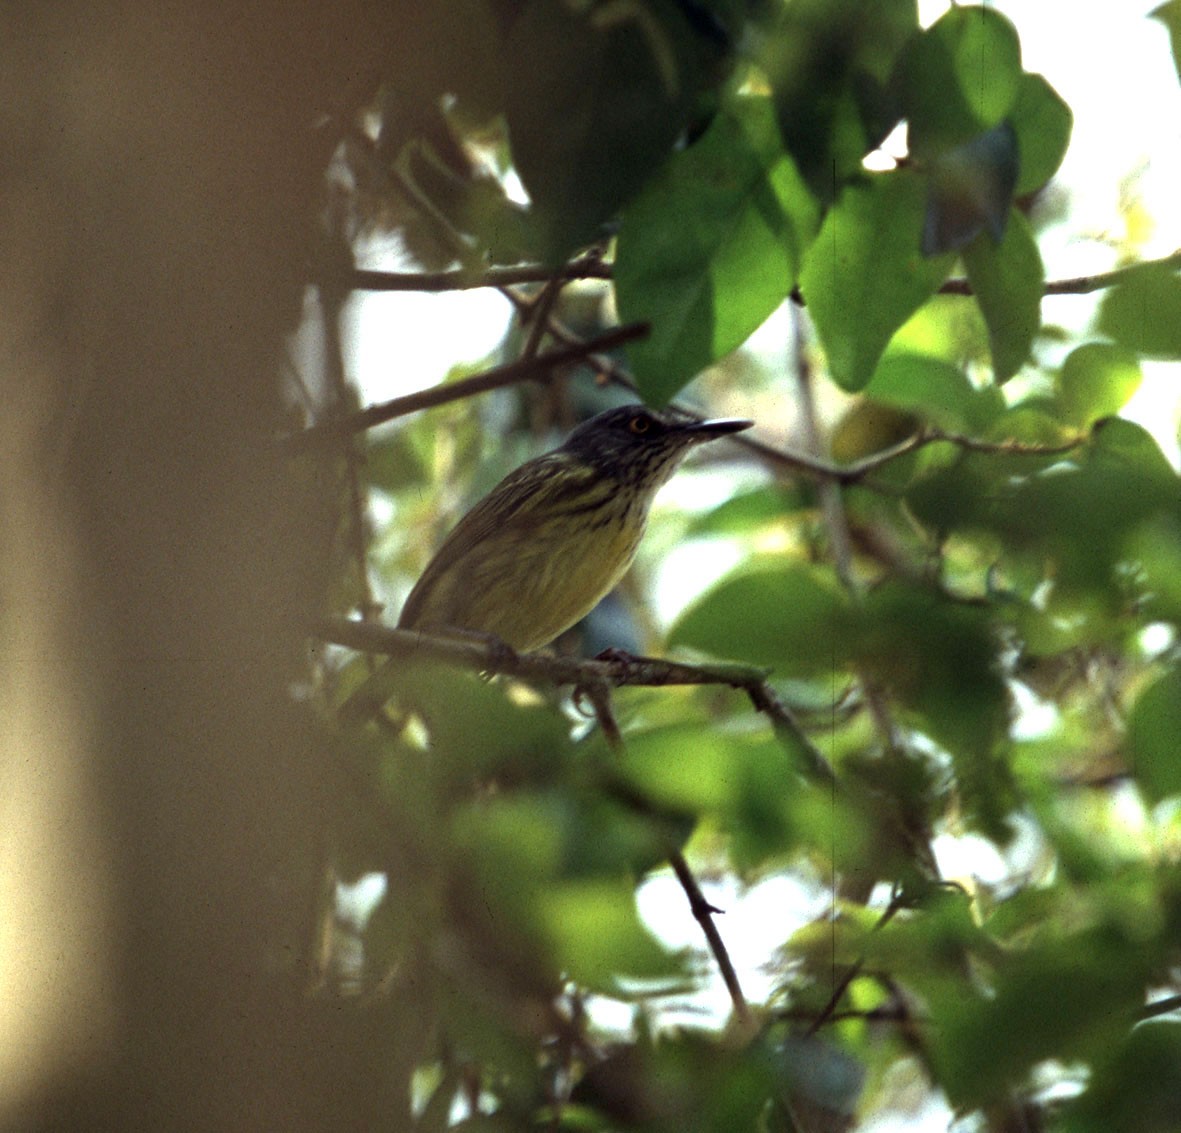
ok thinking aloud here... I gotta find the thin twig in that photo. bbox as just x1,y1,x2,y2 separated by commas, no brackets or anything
348,247,1181,300
280,323,649,455
583,677,754,1031
350,257,614,293
938,247,1181,297
805,894,904,1038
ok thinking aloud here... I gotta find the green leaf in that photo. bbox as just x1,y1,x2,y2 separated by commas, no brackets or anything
1153,0,1181,87
898,5,1023,159
669,561,853,673
1055,342,1142,427
865,354,1002,432
800,171,954,391
1097,260,1181,358
927,931,1147,1109
539,879,677,987
504,0,719,260
1128,665,1181,803
616,95,819,404
762,0,918,195
922,121,1019,256
1010,71,1073,195
962,208,1044,381
1062,1023,1181,1133
857,582,1010,763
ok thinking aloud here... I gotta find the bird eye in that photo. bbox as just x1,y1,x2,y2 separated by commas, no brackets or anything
628,415,651,436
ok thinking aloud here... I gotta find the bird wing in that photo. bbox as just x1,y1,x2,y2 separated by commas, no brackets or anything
398,452,602,628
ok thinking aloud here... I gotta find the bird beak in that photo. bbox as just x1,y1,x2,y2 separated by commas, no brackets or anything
678,417,754,440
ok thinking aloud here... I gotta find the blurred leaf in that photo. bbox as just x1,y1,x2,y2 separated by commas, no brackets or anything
864,353,1003,432
1098,261,1181,358
1055,342,1142,427
800,170,954,391
1153,0,1181,87
856,582,1013,834
618,725,799,865
505,0,727,260
670,561,854,673
617,95,819,404
1128,665,1181,803
683,484,811,538
572,1033,778,1130
962,207,1043,381
540,879,678,988
1010,71,1073,195
1060,1022,1181,1133
763,0,918,196
897,5,1023,159
395,664,578,786
926,929,1147,1109
922,122,1020,257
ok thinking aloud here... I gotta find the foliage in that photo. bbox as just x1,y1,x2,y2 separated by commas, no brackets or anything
308,2,1181,1130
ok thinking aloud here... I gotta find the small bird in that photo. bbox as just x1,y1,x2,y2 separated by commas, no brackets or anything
398,404,753,651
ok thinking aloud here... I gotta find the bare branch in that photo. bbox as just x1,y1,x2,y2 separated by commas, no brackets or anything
348,248,1181,300
349,256,614,294
580,674,754,1032
280,323,649,455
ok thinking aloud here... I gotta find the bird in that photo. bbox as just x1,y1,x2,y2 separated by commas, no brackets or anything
397,404,753,652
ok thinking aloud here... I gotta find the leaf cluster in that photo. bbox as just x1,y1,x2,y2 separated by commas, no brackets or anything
305,2,1181,1130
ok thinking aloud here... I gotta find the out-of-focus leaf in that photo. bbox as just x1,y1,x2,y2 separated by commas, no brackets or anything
618,725,800,865
864,353,1003,432
572,1033,778,1130
1153,0,1181,87
1059,1022,1181,1133
800,171,954,391
926,930,1147,1109
1055,342,1142,427
961,207,1044,381
504,0,726,260
683,484,810,538
394,664,577,785
762,0,918,196
670,561,854,673
1010,71,1073,194
1128,665,1181,803
856,582,1013,834
617,95,819,404
897,5,1023,159
540,879,679,988
922,122,1020,257
1098,261,1181,358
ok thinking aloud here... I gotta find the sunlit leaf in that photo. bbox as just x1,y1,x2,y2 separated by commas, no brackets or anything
617,95,819,404
800,170,954,390
864,353,1003,432
670,561,854,673
1098,261,1181,358
1128,665,1181,803
962,207,1044,381
1055,342,1142,427
1010,71,1073,194
898,5,1023,159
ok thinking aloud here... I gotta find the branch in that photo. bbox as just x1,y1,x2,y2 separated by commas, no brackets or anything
832,425,1091,486
315,618,836,785
581,673,754,1032
349,256,614,294
939,247,1181,297
280,323,648,455
349,248,1181,300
